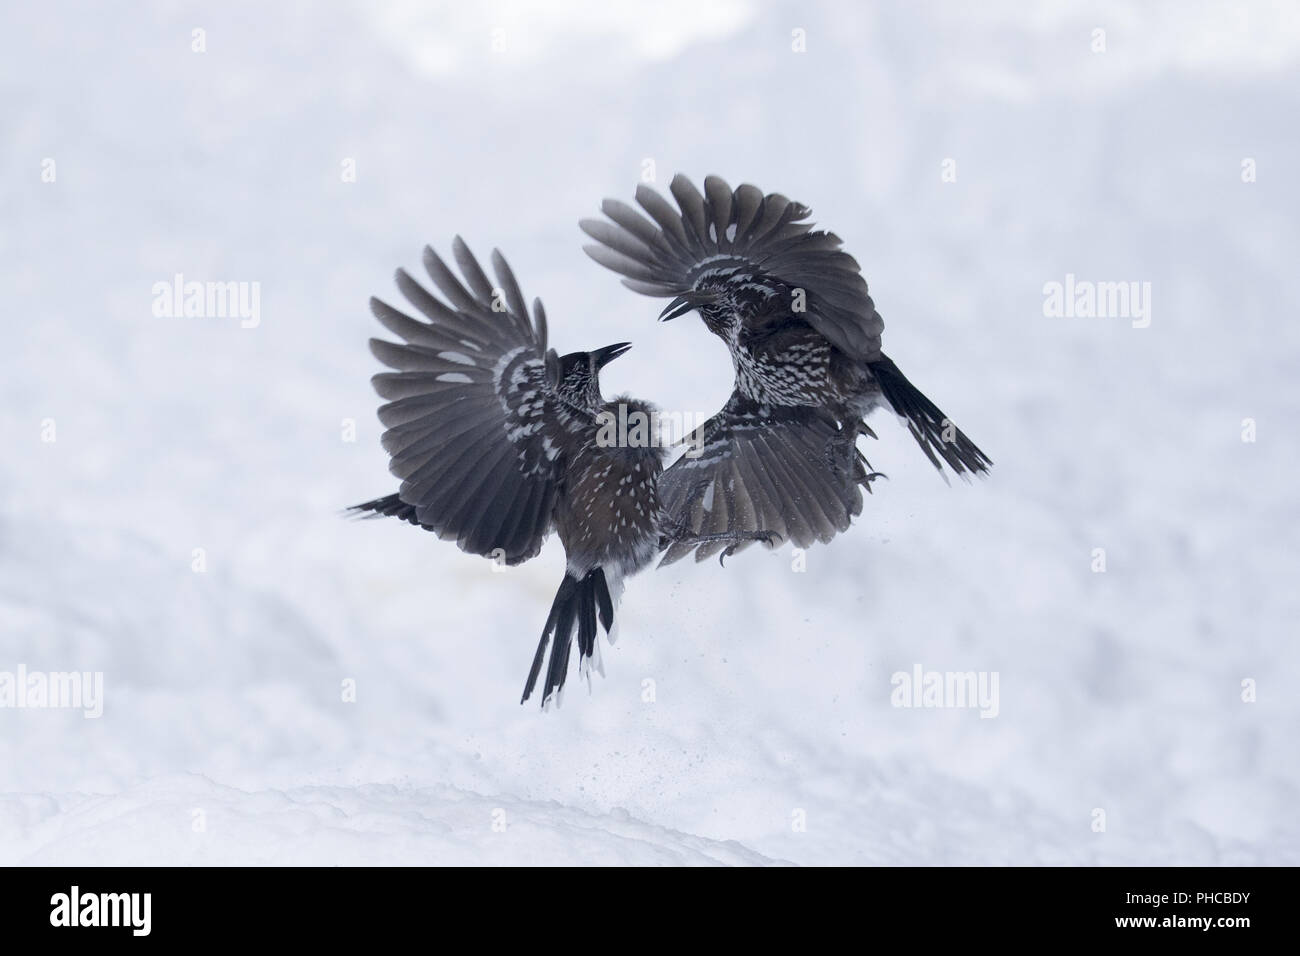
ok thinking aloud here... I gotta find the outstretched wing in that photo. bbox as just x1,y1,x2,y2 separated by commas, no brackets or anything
367,237,561,565
658,394,871,565
580,173,884,361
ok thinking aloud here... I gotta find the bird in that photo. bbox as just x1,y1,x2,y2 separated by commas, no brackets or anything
579,174,992,562
349,237,772,705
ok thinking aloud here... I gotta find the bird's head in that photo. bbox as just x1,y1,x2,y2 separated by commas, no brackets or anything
556,342,632,410
659,267,790,337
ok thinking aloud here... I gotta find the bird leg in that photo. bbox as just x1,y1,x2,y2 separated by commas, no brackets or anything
825,429,886,494
679,528,782,548
855,448,887,492
661,516,782,566
658,478,783,564
713,529,783,567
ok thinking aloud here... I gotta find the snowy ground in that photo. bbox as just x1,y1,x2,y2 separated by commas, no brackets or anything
2,1,1298,865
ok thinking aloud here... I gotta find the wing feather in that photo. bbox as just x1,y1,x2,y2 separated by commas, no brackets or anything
585,174,885,361
364,240,563,564
659,394,865,565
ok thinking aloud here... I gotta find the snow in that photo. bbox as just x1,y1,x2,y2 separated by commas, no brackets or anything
3,778,785,866
1,0,1298,865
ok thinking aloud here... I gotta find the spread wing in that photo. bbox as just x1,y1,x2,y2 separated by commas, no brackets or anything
658,394,871,565
366,237,562,565
580,173,884,360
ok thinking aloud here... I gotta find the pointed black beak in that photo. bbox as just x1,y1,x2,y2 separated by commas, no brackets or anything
659,290,719,322
592,342,632,369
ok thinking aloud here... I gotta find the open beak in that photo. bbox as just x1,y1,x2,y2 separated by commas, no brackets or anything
658,289,719,322
592,342,632,369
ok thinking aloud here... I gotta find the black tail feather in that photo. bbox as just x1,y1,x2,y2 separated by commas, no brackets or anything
346,493,424,526
869,355,992,480
521,569,614,707
542,590,578,704
592,571,614,632
576,589,597,662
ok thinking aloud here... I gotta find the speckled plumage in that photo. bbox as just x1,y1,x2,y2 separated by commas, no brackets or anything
556,397,664,580
582,174,993,561
350,239,758,708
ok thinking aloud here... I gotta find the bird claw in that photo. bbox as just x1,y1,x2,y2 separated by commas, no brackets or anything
717,530,781,567
860,470,888,493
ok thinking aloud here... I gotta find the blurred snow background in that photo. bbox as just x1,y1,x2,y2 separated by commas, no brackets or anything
1,0,1298,865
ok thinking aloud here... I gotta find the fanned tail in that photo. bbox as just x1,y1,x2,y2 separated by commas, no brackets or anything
521,569,615,708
